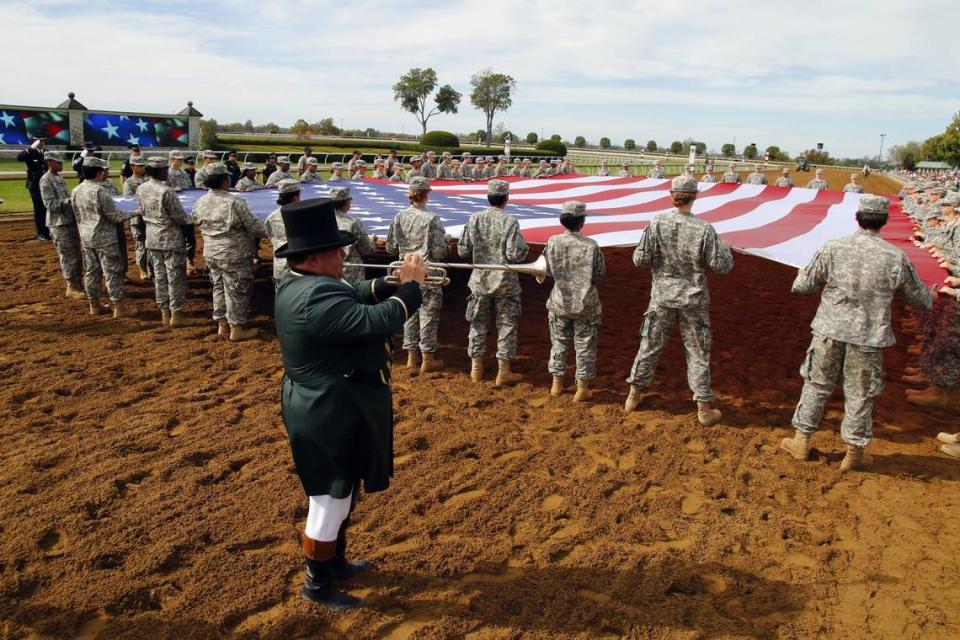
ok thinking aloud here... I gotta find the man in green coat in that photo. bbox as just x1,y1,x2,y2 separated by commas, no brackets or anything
274,198,426,611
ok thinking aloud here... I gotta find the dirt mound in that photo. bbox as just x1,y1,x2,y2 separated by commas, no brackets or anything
0,210,957,639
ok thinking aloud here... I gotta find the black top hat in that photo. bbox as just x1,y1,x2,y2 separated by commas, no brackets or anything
275,198,355,258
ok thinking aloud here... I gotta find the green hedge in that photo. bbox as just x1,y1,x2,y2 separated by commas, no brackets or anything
536,139,568,156
216,133,558,157
420,131,459,148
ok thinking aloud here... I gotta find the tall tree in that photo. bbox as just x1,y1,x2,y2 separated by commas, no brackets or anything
526,132,538,144
574,136,587,148
393,68,461,136
646,140,658,152
721,143,736,157
670,141,683,153
469,69,516,148
600,137,611,149
624,139,636,150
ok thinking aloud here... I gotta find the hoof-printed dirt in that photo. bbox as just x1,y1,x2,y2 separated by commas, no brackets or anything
0,171,958,639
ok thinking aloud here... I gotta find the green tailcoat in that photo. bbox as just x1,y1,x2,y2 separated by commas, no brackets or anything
276,272,410,498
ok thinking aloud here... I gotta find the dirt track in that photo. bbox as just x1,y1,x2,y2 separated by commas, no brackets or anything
1,170,959,639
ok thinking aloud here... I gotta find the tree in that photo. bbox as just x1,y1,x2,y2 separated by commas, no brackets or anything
266,122,280,134
393,68,462,136
624,139,636,150
929,112,960,166
469,69,516,147
526,132,538,144
551,134,562,142
721,143,736,157
600,137,611,149
694,142,707,155
888,141,921,169
670,141,683,153
743,144,758,159
312,117,340,136
199,118,219,148
290,119,310,135
765,145,789,161
803,149,832,165
242,119,253,132
646,140,658,152
574,136,587,148
475,129,487,143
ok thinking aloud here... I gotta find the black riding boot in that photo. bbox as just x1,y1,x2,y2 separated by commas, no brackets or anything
333,519,372,580
301,556,362,611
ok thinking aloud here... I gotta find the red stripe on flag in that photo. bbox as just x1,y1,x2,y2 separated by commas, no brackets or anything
719,189,845,248
881,197,946,285
697,185,793,224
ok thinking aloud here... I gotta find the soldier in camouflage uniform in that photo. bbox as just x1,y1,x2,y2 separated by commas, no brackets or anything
618,163,631,178
166,151,194,190
407,157,425,182
460,153,474,179
774,168,794,187
39,152,86,299
265,156,294,187
300,158,323,183
805,168,829,191
237,163,265,191
544,201,605,401
746,164,768,185
624,175,733,427
495,156,511,177
780,195,932,472
597,161,610,177
843,173,864,193
386,177,449,373
421,152,437,180
264,180,301,288
458,180,530,386
123,156,151,280
721,163,741,184
72,157,136,318
138,157,192,326
700,165,717,183
193,149,219,190
647,160,664,179
331,187,376,285
519,158,532,178
511,158,523,177
328,162,347,182
450,159,463,180
191,164,267,342
351,160,368,181
389,163,405,182
535,160,554,179
371,158,388,180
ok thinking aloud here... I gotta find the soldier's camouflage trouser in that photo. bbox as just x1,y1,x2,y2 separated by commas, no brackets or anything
115,223,128,276
49,223,82,284
626,304,714,402
206,257,253,326
131,217,148,272
792,334,884,448
403,286,442,354
82,244,125,302
149,249,187,311
548,310,601,380
466,293,521,360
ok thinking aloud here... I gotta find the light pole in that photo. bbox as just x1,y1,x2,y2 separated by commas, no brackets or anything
878,133,887,166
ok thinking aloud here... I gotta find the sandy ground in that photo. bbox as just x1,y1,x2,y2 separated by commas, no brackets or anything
1,170,959,640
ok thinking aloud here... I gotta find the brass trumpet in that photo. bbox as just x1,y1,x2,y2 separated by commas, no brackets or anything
344,255,548,286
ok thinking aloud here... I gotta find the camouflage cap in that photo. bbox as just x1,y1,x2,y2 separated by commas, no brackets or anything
561,201,587,217
206,163,229,177
410,156,423,164
305,157,318,166
129,156,146,166
44,151,64,163
83,156,109,169
539,159,548,165
670,175,699,193
462,152,472,158
522,158,531,163
452,159,461,165
408,176,431,192
146,156,168,168
277,156,291,164
356,160,366,167
441,151,451,158
550,158,560,164
498,155,507,161
857,195,888,215
374,157,385,164
331,162,344,169
169,151,184,160
781,167,790,173
329,187,351,202
241,162,257,171
931,186,948,196
202,149,217,158
940,192,960,207
275,179,301,195
488,180,509,196
426,151,436,157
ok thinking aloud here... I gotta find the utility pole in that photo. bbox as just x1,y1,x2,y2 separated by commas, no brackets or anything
878,133,887,165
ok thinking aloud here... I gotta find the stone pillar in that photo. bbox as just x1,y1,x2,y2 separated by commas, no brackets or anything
56,92,87,148
178,101,203,150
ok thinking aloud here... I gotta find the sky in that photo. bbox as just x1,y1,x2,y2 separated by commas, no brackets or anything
3,0,959,159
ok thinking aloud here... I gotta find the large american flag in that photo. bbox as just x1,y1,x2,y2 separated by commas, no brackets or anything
113,175,940,284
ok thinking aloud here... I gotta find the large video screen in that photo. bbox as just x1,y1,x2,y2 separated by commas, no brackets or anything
84,112,190,147
0,109,70,145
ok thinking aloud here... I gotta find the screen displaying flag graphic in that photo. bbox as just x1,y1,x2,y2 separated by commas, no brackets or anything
84,113,189,147
0,109,69,145
112,175,941,284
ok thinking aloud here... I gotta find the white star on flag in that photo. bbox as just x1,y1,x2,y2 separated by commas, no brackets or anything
0,133,5,144
119,115,129,121
126,134,140,145
101,121,119,139
0,111,14,128
136,119,149,132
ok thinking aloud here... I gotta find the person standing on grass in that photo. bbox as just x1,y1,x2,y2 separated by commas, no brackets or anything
16,134,50,241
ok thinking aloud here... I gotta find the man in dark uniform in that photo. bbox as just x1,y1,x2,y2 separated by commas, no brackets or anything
16,134,50,240
73,142,96,182
184,157,197,186
262,153,279,185
224,150,241,187
274,199,425,611
120,144,141,180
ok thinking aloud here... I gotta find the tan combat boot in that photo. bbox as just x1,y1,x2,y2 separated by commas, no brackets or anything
550,375,564,397
623,386,643,412
229,324,259,342
780,430,811,461
573,379,590,403
906,385,953,409
65,282,86,300
89,300,110,316
420,352,444,374
937,432,960,445
405,351,418,369
840,444,873,473
697,402,722,427
160,309,171,326
138,266,151,280
470,358,484,383
940,443,960,459
494,360,522,387
169,310,191,327
112,300,136,318
217,319,229,337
